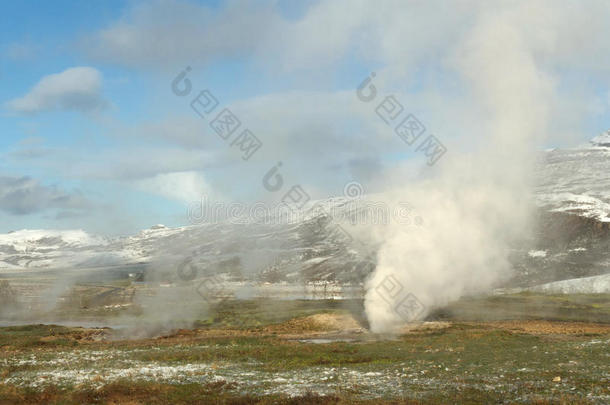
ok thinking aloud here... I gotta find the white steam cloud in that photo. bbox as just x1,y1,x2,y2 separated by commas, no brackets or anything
364,6,553,332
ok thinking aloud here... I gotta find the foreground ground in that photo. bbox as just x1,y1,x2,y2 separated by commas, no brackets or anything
0,294,609,404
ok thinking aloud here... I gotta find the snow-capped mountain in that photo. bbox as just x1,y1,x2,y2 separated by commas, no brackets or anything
1,131,609,290
536,130,610,223
0,200,374,283
0,229,109,269
517,130,610,286
590,129,610,148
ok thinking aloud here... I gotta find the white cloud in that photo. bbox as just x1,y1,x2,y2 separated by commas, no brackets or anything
137,171,219,204
86,0,610,84
83,0,610,150
86,0,445,72
6,67,107,114
86,0,281,69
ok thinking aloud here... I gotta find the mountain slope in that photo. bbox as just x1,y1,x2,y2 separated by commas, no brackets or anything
1,131,609,290
536,130,610,223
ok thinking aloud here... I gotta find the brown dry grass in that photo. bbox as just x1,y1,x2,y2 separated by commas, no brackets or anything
154,312,366,342
4,315,607,352
476,320,610,335
154,316,609,345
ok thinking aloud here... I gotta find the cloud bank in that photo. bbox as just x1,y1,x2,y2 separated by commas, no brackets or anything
6,67,107,114
0,175,90,216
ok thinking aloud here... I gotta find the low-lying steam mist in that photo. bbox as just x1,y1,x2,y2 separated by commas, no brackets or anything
365,9,552,332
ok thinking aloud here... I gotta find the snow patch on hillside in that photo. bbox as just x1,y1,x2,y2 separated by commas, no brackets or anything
536,131,610,223
590,130,610,148
529,273,610,294
528,250,547,258
0,229,104,251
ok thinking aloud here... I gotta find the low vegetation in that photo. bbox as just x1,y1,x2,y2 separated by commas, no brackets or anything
0,294,608,404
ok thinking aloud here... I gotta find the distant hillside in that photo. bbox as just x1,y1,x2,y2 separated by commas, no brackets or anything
1,131,609,291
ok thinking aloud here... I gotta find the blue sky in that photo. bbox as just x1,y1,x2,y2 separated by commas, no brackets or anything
1,0,609,235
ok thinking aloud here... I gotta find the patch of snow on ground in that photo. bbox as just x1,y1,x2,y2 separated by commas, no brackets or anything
529,273,610,294
528,250,547,258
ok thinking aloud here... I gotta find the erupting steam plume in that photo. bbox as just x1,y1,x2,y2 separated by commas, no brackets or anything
365,7,553,332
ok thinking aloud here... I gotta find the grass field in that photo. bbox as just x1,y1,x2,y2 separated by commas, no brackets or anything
0,294,609,404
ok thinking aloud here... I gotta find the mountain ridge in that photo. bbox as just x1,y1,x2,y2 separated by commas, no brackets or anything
2,131,609,291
